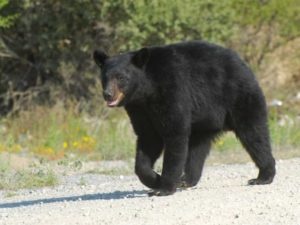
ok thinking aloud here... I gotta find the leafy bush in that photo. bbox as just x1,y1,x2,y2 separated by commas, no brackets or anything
101,0,236,51
231,0,300,67
0,0,109,113
0,0,299,114
0,0,18,28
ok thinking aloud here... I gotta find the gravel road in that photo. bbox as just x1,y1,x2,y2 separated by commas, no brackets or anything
0,158,299,225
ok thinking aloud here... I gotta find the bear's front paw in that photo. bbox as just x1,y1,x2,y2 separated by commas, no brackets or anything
148,189,175,197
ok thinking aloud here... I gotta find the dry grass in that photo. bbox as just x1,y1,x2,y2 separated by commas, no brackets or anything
0,101,299,162
0,102,135,161
0,154,58,190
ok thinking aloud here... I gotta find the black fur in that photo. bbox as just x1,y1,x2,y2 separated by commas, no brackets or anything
94,41,276,196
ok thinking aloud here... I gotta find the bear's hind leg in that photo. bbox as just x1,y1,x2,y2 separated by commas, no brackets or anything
181,133,213,188
234,122,276,185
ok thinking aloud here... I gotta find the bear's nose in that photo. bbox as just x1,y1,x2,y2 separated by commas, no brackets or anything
103,90,113,101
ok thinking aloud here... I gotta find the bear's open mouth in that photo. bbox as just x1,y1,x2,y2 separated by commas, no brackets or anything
107,92,124,107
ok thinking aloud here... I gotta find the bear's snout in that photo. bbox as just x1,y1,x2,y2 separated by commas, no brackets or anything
103,79,124,107
103,90,113,102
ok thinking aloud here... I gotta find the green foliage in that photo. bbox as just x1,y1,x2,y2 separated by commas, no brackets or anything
233,0,300,38
231,0,300,66
0,0,299,113
0,0,108,111
0,0,18,28
102,0,236,51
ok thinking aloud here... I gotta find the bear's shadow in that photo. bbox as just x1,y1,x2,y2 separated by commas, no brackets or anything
0,190,147,209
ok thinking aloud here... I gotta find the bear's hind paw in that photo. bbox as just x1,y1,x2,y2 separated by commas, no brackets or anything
248,177,273,185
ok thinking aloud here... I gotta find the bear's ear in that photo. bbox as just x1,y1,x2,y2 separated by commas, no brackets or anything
132,47,149,69
93,50,108,68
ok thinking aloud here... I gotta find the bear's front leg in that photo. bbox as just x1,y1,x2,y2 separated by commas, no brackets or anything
125,105,164,191
149,135,189,196
135,134,164,190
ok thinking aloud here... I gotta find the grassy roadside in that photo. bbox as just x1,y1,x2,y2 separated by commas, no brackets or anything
0,103,299,192
213,112,300,152
0,155,58,191
0,103,136,161
0,103,299,161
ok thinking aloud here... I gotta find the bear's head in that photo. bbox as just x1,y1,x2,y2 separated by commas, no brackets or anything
93,48,150,107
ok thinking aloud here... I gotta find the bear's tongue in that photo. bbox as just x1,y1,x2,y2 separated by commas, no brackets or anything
107,99,119,107
107,92,124,107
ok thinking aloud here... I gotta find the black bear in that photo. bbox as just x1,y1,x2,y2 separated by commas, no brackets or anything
93,41,276,196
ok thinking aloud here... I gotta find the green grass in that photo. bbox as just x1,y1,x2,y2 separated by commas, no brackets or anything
0,159,58,190
269,115,300,150
0,103,299,163
94,118,135,160
4,191,18,198
0,103,135,160
213,112,300,153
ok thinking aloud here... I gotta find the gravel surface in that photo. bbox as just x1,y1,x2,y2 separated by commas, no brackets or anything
0,158,299,225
